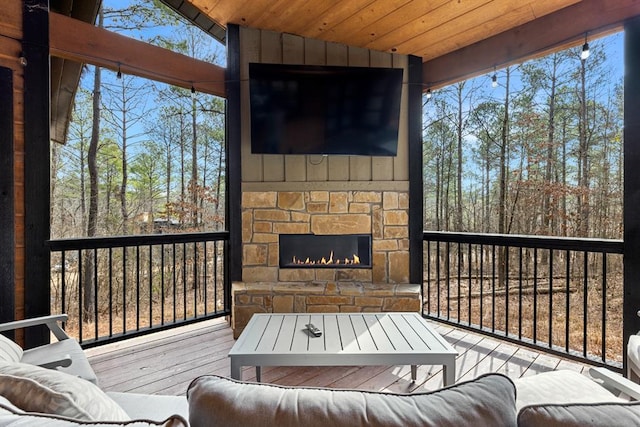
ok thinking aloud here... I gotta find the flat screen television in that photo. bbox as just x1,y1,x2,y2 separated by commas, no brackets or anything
249,63,403,156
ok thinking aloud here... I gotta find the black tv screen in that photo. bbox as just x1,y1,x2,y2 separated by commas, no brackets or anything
249,63,403,156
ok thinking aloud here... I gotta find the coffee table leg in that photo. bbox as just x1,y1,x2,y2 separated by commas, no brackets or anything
230,358,242,380
256,366,261,382
443,360,455,386
410,365,417,382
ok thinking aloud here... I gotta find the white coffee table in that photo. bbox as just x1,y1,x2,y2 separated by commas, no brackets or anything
228,312,457,385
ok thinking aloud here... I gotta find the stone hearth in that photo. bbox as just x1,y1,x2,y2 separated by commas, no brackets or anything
232,282,421,338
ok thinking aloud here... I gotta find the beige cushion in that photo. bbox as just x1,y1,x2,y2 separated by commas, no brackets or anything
187,373,517,427
518,402,640,427
0,400,188,427
0,361,129,421
0,333,23,362
513,370,624,411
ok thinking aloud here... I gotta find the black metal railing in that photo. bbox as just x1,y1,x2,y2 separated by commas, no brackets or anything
423,231,624,371
48,232,230,346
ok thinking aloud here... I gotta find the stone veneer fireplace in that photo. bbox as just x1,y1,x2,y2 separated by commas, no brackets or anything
232,189,420,337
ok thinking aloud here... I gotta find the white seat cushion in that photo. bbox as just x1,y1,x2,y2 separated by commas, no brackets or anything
513,370,624,411
107,392,188,422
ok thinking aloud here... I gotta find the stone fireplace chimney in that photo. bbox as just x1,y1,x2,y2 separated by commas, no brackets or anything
231,27,421,337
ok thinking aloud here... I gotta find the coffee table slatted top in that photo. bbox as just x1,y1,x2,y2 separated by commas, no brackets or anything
229,312,457,385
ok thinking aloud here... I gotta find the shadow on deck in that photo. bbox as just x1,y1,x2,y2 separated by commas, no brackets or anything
85,317,590,396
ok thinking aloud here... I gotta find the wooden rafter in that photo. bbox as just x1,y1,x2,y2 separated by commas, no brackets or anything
49,12,226,97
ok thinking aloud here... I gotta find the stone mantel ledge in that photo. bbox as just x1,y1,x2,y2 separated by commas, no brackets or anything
231,281,421,338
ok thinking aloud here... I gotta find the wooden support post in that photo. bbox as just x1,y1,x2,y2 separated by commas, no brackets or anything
23,0,51,347
624,16,640,374
0,66,14,325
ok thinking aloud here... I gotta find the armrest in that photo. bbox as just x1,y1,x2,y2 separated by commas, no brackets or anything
0,314,70,341
589,367,640,401
38,355,73,369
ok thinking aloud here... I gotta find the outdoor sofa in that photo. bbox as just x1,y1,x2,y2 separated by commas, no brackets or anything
2,315,640,426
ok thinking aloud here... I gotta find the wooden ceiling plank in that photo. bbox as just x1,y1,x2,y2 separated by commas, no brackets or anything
361,0,493,53
423,0,638,90
393,0,575,59
188,0,235,24
323,0,414,43
345,0,451,49
235,0,300,30
305,0,378,39
49,12,226,97
402,2,539,60
281,1,344,37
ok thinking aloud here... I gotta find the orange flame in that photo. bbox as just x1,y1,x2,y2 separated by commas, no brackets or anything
292,250,360,265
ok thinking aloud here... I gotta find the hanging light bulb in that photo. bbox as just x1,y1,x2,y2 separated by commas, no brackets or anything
116,64,122,79
581,41,590,60
491,73,498,88
581,32,590,60
426,89,432,99
191,85,196,100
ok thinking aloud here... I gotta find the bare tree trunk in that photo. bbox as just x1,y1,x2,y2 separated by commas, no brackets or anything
498,68,510,288
83,7,103,323
119,82,129,234
191,96,198,228
456,82,464,231
577,58,590,237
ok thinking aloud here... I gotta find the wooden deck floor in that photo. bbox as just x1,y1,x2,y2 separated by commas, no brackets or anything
85,316,590,396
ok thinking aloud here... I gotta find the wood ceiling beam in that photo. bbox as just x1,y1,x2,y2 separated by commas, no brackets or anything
423,0,640,90
49,12,226,97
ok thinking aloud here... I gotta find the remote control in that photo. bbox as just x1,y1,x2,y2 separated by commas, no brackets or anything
306,323,322,337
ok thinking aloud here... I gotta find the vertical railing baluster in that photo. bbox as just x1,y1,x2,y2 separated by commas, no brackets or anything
136,245,140,331
436,241,441,318
214,241,218,313
204,241,208,315
123,247,127,334
172,243,177,322
426,241,431,316
149,245,153,328
93,248,98,341
518,247,523,340
505,245,509,336
161,244,165,325
194,242,199,318
479,244,484,330
583,251,588,358
446,242,451,320
602,253,607,363
565,250,570,352
61,251,66,318
457,242,461,322
183,243,187,320
491,245,496,333
533,247,538,343
468,243,472,326
549,249,554,348
78,250,83,343
109,247,113,337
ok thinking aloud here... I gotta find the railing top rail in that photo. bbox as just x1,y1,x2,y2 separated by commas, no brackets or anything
423,231,623,253
47,231,230,251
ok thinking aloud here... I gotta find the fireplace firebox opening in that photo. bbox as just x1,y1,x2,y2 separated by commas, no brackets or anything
279,234,372,268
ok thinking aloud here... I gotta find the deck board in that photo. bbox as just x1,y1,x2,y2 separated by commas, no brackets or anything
85,317,590,396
